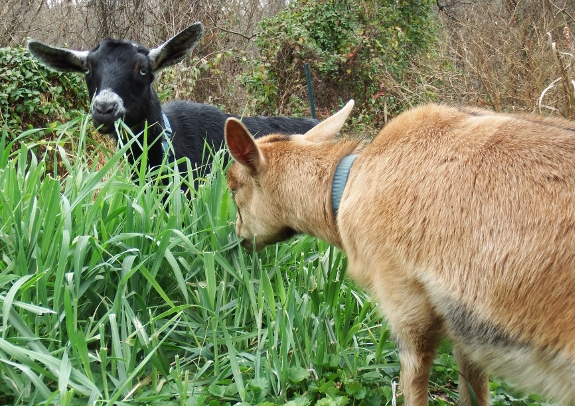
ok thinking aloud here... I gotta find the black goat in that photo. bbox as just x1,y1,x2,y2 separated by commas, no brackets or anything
28,22,317,180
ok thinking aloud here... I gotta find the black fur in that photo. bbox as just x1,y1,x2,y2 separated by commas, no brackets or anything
163,101,317,175
442,302,518,349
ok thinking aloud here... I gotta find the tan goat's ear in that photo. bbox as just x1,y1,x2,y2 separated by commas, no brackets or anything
225,118,264,175
304,99,354,142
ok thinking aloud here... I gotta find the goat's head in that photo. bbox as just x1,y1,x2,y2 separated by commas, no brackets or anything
224,100,355,250
28,23,204,134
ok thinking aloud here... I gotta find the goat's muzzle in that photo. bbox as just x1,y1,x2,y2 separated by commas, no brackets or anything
240,239,253,250
91,89,127,134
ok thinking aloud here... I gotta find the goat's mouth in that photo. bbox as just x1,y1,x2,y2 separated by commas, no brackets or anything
92,119,116,135
91,112,125,135
240,227,298,251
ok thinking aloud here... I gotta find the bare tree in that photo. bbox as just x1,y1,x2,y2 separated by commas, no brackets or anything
434,0,575,115
0,0,44,46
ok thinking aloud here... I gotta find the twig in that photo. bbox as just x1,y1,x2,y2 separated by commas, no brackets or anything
213,24,258,41
206,14,258,41
548,32,575,117
547,0,575,24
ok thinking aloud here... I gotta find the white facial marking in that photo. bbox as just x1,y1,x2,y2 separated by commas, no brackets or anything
94,88,126,116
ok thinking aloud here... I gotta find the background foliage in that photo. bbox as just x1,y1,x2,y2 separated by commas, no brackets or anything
0,46,88,134
242,0,436,129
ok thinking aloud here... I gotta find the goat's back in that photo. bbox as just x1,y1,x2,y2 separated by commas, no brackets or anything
163,100,318,169
339,104,575,402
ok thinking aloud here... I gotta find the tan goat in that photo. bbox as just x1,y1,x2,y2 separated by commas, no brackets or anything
224,100,575,406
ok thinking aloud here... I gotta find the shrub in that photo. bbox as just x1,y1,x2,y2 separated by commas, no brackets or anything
241,0,438,128
0,46,88,136
434,1,575,116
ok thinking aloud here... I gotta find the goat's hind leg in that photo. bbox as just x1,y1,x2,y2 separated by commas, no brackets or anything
454,345,489,406
372,276,443,406
395,316,443,406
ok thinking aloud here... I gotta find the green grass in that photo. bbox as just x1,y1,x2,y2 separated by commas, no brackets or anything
0,115,541,405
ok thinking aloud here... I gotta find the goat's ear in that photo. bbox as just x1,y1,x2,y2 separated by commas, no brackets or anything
304,99,354,142
27,40,88,73
225,118,264,175
149,22,204,73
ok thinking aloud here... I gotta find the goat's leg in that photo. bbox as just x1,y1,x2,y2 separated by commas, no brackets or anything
395,320,442,406
454,345,489,406
369,274,442,406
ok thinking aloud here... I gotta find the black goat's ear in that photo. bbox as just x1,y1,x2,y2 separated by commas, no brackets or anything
149,22,204,73
28,40,88,73
225,118,264,175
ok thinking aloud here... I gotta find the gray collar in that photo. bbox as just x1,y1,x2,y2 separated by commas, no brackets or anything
331,154,359,216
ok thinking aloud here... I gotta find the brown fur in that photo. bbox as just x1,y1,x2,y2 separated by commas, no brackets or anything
224,101,575,405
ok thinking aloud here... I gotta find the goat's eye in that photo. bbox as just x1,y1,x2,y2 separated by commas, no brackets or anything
84,68,90,74
139,69,147,76
230,188,237,197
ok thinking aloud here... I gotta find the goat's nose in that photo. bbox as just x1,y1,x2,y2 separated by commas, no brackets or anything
91,89,126,122
94,100,117,115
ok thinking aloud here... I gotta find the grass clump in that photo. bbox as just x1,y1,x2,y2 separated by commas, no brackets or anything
0,115,398,405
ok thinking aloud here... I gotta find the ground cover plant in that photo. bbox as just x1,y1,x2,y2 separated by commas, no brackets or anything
0,46,88,134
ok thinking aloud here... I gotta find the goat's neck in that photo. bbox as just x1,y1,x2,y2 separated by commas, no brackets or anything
273,141,361,249
121,88,166,168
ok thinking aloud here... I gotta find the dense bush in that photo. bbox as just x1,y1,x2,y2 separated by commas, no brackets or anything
242,0,437,128
0,46,88,135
